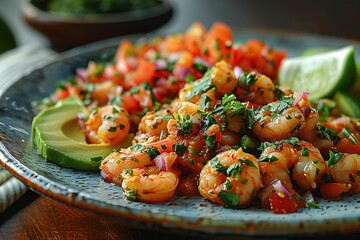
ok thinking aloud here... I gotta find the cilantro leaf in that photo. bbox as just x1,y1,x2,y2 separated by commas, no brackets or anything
186,67,214,100
218,190,238,208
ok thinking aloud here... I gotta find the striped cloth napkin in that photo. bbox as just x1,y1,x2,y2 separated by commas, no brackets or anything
0,166,27,212
0,44,55,212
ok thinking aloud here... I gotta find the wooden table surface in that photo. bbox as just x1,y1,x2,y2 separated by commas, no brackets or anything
0,190,358,240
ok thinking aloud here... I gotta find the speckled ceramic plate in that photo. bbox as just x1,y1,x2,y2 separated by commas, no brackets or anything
1,30,360,237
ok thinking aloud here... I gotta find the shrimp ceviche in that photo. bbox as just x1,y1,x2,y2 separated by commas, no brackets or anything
34,22,360,214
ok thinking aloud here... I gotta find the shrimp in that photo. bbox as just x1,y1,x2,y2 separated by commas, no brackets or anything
121,166,179,203
138,109,173,137
84,105,130,145
259,139,328,209
209,61,237,96
298,110,334,155
253,99,305,142
327,153,360,184
292,141,328,190
100,148,151,185
238,72,277,105
198,148,262,208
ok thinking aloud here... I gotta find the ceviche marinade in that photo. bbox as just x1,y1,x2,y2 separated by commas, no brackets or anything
33,22,360,214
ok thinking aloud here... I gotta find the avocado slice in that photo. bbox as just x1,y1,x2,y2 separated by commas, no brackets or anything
31,96,132,170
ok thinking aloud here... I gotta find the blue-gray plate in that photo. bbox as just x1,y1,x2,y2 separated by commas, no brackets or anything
1,30,360,237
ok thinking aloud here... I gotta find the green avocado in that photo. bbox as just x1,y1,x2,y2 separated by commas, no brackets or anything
31,96,132,170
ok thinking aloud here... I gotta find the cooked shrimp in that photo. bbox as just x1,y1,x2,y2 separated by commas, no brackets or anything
90,81,123,105
299,110,333,154
328,153,360,184
121,166,179,203
100,148,151,185
253,101,305,142
198,148,262,207
239,72,276,105
260,139,327,192
327,116,360,140
138,109,173,137
292,141,328,190
84,105,130,145
210,61,237,96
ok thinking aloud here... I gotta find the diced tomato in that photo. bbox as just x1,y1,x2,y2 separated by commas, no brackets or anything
185,22,207,56
104,64,127,87
334,137,360,154
121,95,140,113
163,34,186,53
115,39,136,61
55,89,69,100
87,61,105,83
133,59,155,86
268,191,299,214
148,137,176,153
320,183,352,200
206,22,233,44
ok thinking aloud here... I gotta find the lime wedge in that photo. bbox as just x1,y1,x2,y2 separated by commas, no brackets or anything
333,90,360,117
301,47,334,56
278,46,357,100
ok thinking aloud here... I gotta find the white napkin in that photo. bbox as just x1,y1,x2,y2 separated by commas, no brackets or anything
0,44,55,212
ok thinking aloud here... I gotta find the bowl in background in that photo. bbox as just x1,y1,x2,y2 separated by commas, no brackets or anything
21,0,173,51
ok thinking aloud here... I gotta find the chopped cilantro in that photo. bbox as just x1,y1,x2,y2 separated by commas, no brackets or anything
199,94,212,112
301,148,309,156
172,142,187,156
316,99,336,122
239,159,257,168
176,114,194,137
124,189,137,201
307,202,320,209
210,157,226,173
122,169,133,175
218,191,238,208
226,163,242,180
224,179,232,190
205,135,216,148
141,146,160,160
185,74,196,83
327,151,344,168
238,72,256,90
259,155,279,162
186,67,214,100
338,128,358,145
129,144,144,151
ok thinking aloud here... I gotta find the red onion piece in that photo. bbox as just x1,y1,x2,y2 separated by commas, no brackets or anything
177,67,193,80
233,66,243,79
238,92,255,101
194,57,210,67
301,106,311,118
127,56,137,68
155,155,167,171
154,59,168,70
292,92,309,106
76,69,87,82
100,170,113,183
258,178,291,199
272,179,292,197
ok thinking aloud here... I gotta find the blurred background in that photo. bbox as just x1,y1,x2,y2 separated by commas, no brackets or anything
1,0,360,51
